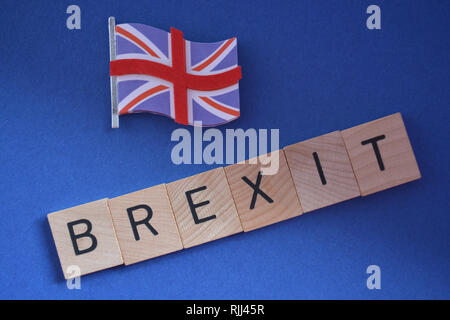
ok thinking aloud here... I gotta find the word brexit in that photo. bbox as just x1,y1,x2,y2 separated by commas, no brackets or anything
48,113,421,279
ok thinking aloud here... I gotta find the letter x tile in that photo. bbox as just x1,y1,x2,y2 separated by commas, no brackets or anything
224,151,303,232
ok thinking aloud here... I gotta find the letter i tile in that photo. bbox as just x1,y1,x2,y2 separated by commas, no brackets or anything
284,131,361,212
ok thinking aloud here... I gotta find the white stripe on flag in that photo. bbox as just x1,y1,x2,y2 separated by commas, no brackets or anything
117,78,171,113
192,96,235,121
118,24,170,62
189,39,237,75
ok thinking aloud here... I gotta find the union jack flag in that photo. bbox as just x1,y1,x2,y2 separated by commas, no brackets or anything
109,18,242,128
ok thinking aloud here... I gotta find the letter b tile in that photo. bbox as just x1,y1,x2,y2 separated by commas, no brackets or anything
166,167,243,248
108,184,183,265
341,112,421,196
47,199,123,279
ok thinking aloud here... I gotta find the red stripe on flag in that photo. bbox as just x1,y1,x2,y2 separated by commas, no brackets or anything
110,59,242,91
119,85,168,115
192,38,236,72
116,26,160,58
170,28,189,125
199,96,240,117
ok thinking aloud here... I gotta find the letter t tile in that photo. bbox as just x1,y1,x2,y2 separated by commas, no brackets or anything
341,113,421,196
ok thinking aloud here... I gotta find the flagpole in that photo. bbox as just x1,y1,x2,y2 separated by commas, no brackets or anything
109,16,119,128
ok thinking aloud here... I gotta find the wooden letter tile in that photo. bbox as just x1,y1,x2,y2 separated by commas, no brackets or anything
166,167,243,248
284,131,361,212
47,199,123,279
341,112,421,196
108,184,183,265
224,151,303,231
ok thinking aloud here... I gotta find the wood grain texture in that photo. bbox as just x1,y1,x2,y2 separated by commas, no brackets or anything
108,184,183,265
166,167,243,248
341,112,421,196
284,131,361,212
224,151,303,231
47,199,123,279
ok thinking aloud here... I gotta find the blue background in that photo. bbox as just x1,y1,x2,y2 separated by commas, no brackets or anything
0,0,449,299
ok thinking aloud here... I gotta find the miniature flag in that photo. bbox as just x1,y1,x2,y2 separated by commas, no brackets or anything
108,18,242,128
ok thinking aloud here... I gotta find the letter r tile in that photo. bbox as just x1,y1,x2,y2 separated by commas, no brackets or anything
284,131,361,212
224,151,303,232
47,199,123,279
166,167,243,248
341,112,421,196
108,184,183,265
